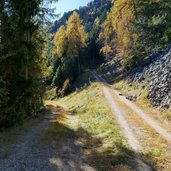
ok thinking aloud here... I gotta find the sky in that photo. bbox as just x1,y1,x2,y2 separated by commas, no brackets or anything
51,0,92,16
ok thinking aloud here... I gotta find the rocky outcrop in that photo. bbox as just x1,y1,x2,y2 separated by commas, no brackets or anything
98,44,171,109
145,52,171,108
132,46,171,109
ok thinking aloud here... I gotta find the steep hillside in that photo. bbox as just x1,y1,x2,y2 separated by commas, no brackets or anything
132,46,171,109
97,46,171,117
51,0,112,33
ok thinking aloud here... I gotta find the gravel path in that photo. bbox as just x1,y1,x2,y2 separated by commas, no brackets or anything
94,73,154,171
102,85,140,150
94,73,171,145
114,89,171,143
0,111,96,171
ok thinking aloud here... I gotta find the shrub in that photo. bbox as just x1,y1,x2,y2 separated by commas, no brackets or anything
62,78,70,96
52,66,63,88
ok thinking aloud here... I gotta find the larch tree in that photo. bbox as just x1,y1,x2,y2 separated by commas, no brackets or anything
100,12,115,44
53,25,67,59
51,11,88,97
112,0,136,56
66,11,87,74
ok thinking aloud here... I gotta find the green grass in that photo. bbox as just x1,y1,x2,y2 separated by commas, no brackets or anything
147,149,163,158
59,83,123,142
44,87,56,100
49,82,136,170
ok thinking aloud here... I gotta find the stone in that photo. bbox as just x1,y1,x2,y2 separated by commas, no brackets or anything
131,45,171,109
126,95,137,101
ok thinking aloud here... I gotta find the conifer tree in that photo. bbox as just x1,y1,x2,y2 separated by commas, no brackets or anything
112,0,136,56
0,0,58,128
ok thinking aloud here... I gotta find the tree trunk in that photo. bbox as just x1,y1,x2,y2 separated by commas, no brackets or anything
25,7,31,81
77,56,81,75
0,0,4,44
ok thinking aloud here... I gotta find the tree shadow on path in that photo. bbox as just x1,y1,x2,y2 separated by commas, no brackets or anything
40,109,157,171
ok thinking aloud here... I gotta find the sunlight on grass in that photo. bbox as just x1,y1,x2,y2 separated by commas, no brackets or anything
42,82,136,170
148,149,163,157
59,83,124,144
56,83,133,170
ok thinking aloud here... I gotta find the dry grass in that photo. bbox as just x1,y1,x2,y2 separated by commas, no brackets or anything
44,87,56,100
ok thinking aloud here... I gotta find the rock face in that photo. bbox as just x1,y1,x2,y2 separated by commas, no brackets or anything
132,46,171,109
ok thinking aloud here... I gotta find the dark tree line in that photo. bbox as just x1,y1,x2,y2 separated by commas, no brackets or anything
0,0,56,128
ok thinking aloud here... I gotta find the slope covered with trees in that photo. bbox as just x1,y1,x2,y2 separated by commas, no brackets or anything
48,0,171,109
46,0,112,97
100,0,171,69
1,0,171,128
51,0,112,69
0,1,171,170
51,0,112,34
98,0,171,109
52,12,87,97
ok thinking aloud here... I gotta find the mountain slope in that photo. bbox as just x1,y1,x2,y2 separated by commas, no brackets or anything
51,0,112,33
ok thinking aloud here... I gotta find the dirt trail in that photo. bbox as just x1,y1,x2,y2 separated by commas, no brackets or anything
94,71,171,170
95,74,171,145
94,74,165,171
114,89,171,143
103,86,154,171
0,107,96,171
103,85,140,150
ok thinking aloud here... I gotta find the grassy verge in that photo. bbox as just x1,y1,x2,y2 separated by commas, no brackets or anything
43,82,139,171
